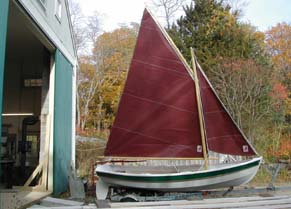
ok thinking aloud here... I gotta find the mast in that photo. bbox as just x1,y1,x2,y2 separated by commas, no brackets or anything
190,47,209,168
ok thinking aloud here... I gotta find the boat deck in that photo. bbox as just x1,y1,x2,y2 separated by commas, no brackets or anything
103,160,249,175
112,164,203,174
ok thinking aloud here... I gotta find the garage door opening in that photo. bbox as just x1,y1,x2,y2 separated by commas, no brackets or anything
0,2,52,188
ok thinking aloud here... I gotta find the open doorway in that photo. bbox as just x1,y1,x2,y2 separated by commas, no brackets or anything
0,2,52,188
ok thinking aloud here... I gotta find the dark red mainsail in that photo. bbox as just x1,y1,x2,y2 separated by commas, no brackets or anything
197,65,256,156
105,8,257,158
104,9,203,158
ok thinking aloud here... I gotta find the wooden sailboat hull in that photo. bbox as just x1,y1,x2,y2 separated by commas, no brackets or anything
96,157,262,199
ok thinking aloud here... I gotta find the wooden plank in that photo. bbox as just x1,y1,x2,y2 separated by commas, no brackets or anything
185,195,290,204
42,115,51,189
25,195,291,209
48,55,55,192
110,195,290,207
0,191,17,209
110,200,189,208
0,190,51,209
27,206,97,209
17,191,51,209
40,197,83,207
24,163,43,187
69,170,85,199
28,205,48,208
13,185,47,192
107,197,291,209
237,204,291,209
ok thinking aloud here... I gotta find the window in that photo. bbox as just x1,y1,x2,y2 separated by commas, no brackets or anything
26,135,38,154
55,0,62,22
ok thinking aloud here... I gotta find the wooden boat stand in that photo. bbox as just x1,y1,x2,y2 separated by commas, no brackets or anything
263,160,290,191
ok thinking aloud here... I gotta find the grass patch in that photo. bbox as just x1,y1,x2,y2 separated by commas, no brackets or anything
250,165,291,187
76,139,106,182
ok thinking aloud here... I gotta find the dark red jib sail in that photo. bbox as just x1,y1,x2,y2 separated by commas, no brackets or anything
197,65,256,156
104,9,204,158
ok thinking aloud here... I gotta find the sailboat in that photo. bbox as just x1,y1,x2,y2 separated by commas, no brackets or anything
95,8,262,200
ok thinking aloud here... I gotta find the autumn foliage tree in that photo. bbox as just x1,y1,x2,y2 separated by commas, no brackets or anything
266,23,291,83
210,59,274,141
79,25,138,136
264,22,291,161
69,0,137,135
266,23,291,125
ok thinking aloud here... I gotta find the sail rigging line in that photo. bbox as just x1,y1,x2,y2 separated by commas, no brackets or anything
190,48,209,168
196,62,259,156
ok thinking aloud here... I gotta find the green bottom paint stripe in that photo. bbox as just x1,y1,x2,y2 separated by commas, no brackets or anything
97,159,260,182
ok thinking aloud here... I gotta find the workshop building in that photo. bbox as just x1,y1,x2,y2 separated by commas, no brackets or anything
0,0,76,196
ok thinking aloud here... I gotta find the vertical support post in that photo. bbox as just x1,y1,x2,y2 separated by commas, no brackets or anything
190,47,208,169
71,60,77,170
48,55,55,192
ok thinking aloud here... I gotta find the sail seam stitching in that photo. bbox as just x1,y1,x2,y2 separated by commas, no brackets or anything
123,92,197,114
112,126,199,150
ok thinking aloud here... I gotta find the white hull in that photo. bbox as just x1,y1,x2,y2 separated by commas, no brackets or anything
96,157,262,199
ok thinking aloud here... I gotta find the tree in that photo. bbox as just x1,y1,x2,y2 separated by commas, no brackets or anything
266,22,291,128
68,0,103,131
69,0,102,56
168,0,267,73
210,58,276,141
266,23,291,83
266,24,291,97
86,11,102,54
69,0,88,129
77,58,101,131
80,26,137,135
150,0,187,29
68,0,87,56
167,0,288,159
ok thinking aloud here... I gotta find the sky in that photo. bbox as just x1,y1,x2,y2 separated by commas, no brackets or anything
242,0,291,31
79,0,291,32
